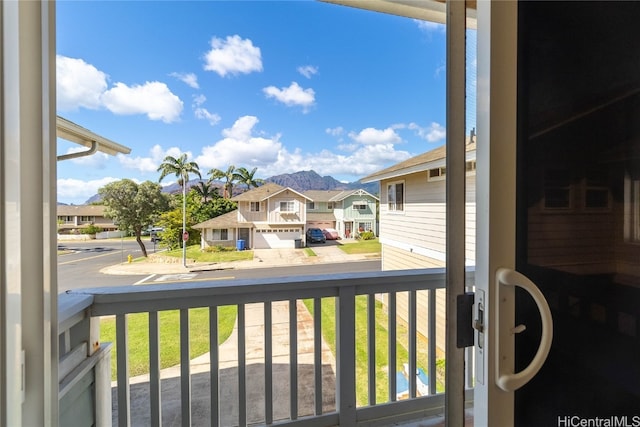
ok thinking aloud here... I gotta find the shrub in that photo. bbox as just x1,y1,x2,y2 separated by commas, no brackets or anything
81,224,103,235
358,231,375,240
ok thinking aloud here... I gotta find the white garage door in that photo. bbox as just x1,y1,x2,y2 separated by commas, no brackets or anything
254,228,301,249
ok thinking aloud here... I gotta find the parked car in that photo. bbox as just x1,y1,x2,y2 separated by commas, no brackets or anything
322,228,339,240
149,227,164,242
306,227,326,243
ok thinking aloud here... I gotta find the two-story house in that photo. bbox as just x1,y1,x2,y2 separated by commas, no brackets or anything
56,204,118,235
303,189,379,239
193,183,311,249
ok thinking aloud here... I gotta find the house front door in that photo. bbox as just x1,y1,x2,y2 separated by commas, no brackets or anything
476,2,640,426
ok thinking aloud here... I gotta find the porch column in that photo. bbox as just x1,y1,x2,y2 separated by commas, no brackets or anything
444,1,467,426
1,1,58,426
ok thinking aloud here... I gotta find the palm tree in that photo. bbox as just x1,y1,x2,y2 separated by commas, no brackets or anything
208,165,238,198
192,181,218,203
157,153,201,267
235,166,264,191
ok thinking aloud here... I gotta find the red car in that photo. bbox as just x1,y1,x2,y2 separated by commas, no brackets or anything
322,228,340,240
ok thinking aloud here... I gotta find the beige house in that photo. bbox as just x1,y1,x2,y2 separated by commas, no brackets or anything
56,205,117,234
193,182,311,249
362,141,476,270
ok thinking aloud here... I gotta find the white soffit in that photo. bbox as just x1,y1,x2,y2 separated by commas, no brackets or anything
56,115,131,156
321,0,477,28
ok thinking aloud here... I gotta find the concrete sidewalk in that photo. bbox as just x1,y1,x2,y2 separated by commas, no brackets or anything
111,292,337,426
100,244,379,276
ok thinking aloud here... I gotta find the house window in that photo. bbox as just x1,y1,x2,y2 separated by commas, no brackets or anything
58,216,73,223
428,167,447,181
79,216,94,222
307,201,316,210
353,202,367,210
328,202,335,210
466,160,476,172
250,202,260,212
387,182,404,212
358,222,372,232
211,229,229,240
544,168,572,209
280,201,295,212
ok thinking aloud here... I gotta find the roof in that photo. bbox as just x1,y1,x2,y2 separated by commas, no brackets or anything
192,210,251,229
57,116,131,157
307,212,337,222
321,0,477,29
232,182,311,202
303,189,379,202
361,142,476,183
57,204,106,216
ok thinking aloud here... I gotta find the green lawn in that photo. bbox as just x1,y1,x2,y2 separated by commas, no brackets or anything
163,245,254,262
338,239,381,255
100,305,237,380
303,295,443,407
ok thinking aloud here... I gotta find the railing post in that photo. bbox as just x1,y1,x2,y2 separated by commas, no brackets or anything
337,286,356,426
91,317,111,427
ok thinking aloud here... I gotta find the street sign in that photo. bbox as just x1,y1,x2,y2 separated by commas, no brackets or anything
182,231,189,241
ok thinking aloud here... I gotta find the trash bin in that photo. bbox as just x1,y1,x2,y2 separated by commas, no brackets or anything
236,239,245,251
294,239,302,249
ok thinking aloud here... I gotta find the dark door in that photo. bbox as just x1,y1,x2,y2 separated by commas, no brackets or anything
515,2,640,425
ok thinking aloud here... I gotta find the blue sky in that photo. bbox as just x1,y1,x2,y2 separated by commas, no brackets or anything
56,1,473,205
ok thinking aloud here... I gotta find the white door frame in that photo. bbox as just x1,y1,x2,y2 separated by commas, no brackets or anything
474,1,519,426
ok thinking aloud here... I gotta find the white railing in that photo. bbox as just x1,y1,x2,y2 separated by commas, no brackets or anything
60,269,474,427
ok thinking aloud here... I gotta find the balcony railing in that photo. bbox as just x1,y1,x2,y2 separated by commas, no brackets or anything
58,268,474,427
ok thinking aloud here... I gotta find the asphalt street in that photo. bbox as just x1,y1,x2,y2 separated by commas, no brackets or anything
57,239,381,292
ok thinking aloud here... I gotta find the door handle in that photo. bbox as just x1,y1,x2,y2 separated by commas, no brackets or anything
495,268,553,392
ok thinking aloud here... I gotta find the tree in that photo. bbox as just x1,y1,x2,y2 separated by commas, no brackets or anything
192,181,218,203
235,166,264,191
157,153,201,267
98,179,169,257
208,165,238,198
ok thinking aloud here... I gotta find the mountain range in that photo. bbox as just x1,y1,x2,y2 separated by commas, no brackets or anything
81,170,379,205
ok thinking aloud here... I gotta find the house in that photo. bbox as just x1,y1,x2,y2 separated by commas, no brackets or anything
303,189,379,238
56,204,117,234
362,141,476,270
193,182,311,249
5,2,640,427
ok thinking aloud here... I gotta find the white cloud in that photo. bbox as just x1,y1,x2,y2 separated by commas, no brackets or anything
348,127,402,145
102,81,183,123
57,55,184,122
65,147,110,168
57,176,121,204
118,144,193,174
263,82,315,112
297,65,318,79
414,19,446,33
170,72,199,89
326,126,344,137
56,55,108,111
192,95,221,126
409,122,446,142
203,35,263,77
195,116,282,170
